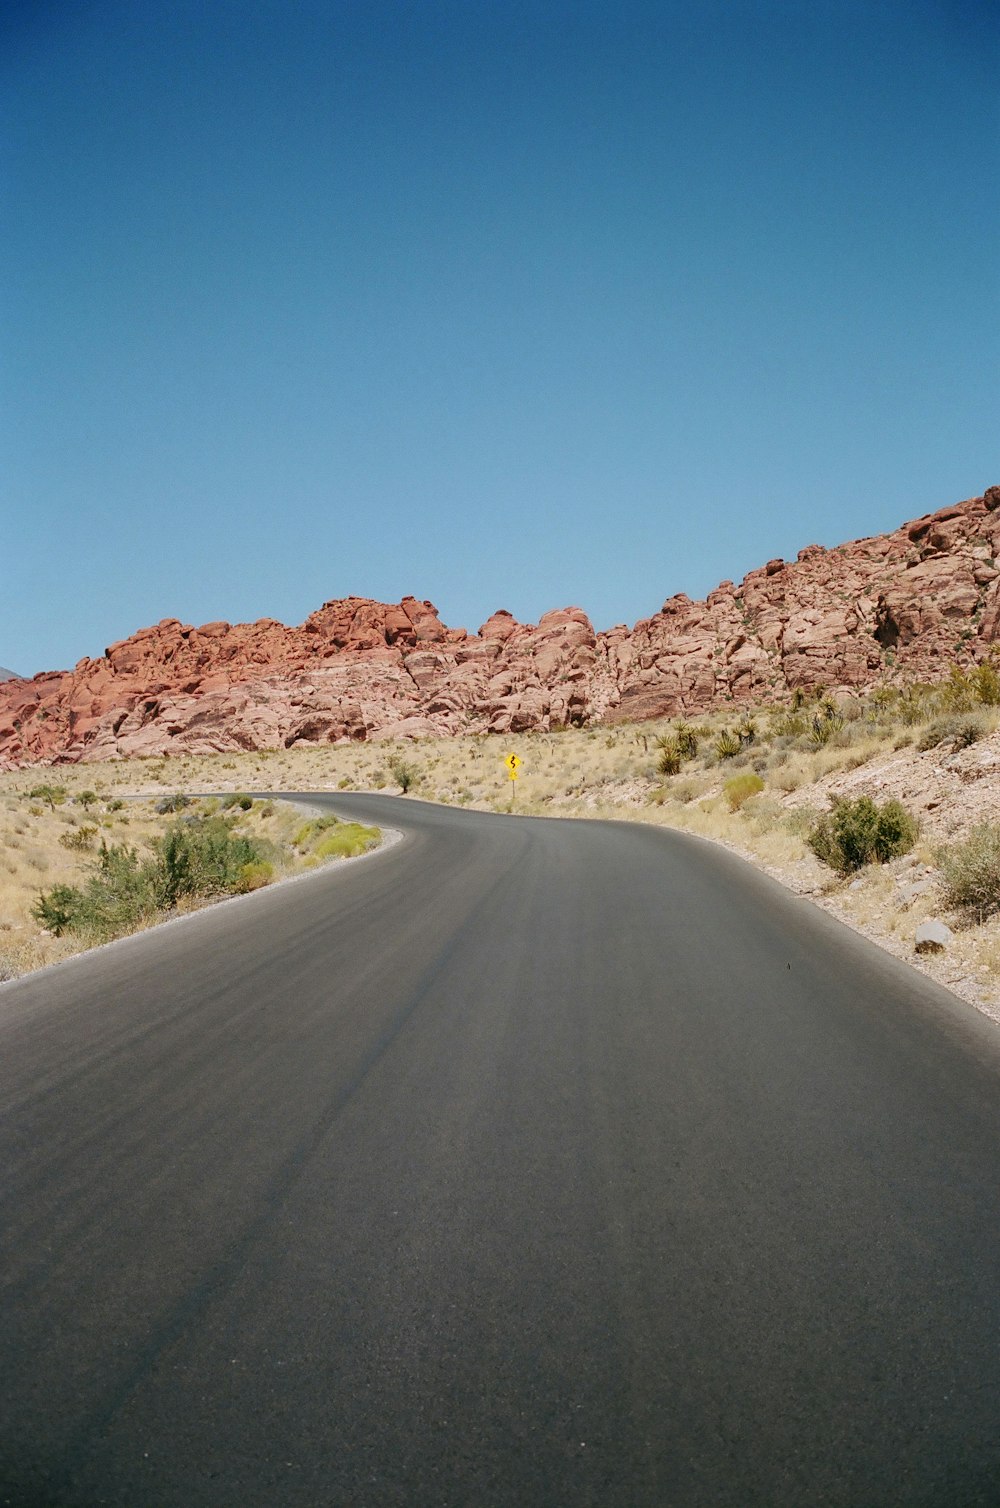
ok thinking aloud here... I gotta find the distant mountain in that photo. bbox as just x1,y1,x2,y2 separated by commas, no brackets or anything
0,484,998,768
0,667,18,682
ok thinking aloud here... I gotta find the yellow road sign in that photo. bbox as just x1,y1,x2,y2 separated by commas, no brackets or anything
504,752,522,777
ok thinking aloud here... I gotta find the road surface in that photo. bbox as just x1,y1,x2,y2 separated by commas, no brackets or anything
2,794,1000,1505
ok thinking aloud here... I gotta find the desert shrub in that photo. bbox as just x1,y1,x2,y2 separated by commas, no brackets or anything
808,699,845,747
714,729,741,760
724,772,765,811
236,860,274,892
771,765,804,792
28,784,67,811
389,759,418,793
31,884,82,937
936,824,1000,920
34,845,158,941
106,798,124,812
155,793,191,814
293,814,341,847
917,715,987,752
783,805,822,837
952,717,988,748
32,816,277,946
769,711,809,739
886,682,936,726
737,716,758,747
939,666,977,712
808,795,918,875
75,791,98,811
59,825,98,852
221,793,254,810
971,659,1000,707
293,815,376,860
157,818,268,904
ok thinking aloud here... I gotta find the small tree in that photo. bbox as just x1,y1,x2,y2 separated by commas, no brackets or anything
389,758,417,794
76,790,98,811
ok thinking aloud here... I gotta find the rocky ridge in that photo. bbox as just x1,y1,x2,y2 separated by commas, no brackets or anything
2,486,998,767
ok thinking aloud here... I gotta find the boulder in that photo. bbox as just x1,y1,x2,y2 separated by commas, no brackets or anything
915,918,954,954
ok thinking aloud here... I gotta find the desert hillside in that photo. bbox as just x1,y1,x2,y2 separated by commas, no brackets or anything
2,484,998,767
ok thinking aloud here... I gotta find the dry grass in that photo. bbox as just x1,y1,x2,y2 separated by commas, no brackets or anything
0,791,377,980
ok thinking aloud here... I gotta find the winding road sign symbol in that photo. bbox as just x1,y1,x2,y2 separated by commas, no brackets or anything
504,753,522,777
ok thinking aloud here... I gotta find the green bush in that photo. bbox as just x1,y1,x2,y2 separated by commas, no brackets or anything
808,795,918,875
313,823,379,861
32,817,273,944
389,758,418,793
156,818,267,904
59,825,98,852
293,814,341,847
32,884,82,937
724,773,765,811
155,793,191,814
937,824,1000,920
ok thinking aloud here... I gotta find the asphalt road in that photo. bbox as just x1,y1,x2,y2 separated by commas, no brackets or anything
3,794,1000,1506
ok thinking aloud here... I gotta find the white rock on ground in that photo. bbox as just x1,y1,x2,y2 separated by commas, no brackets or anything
915,918,954,954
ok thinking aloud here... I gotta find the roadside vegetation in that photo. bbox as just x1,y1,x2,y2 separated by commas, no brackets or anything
2,655,999,1005
0,792,378,980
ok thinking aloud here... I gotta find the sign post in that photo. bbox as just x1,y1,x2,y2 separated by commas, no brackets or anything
504,752,522,806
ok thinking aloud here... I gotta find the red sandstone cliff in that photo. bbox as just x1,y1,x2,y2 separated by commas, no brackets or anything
2,486,998,766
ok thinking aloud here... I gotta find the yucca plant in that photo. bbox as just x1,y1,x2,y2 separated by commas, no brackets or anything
714,728,741,760
656,737,682,775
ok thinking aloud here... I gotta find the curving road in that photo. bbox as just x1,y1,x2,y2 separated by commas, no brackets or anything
3,794,1000,1505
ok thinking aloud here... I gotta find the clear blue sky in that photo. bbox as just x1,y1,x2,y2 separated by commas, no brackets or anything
3,0,997,675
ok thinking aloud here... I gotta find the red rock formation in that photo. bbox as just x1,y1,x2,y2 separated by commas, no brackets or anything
2,489,998,766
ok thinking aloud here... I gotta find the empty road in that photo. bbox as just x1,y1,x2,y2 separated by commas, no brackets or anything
2,794,1000,1505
